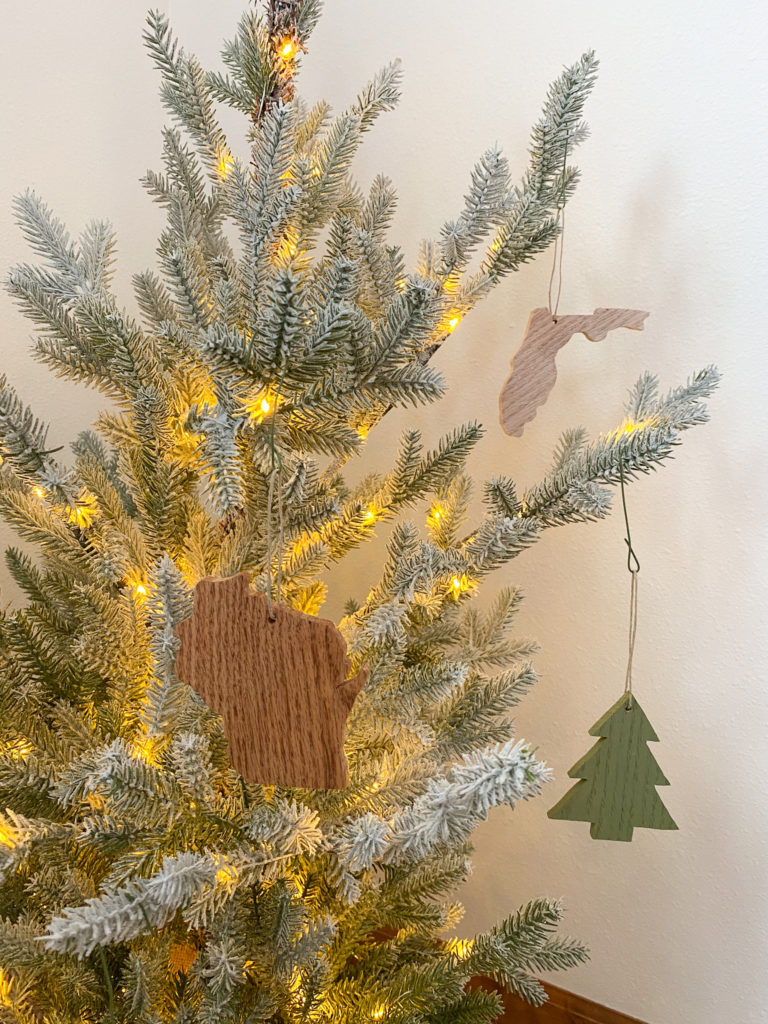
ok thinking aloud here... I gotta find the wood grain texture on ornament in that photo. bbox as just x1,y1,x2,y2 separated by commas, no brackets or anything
174,573,368,789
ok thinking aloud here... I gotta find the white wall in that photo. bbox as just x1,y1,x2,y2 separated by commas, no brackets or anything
1,2,766,1022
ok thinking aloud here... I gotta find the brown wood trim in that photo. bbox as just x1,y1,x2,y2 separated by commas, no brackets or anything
470,978,648,1024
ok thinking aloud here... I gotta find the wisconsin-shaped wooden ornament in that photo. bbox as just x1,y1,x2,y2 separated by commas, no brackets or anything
548,694,677,842
173,573,368,789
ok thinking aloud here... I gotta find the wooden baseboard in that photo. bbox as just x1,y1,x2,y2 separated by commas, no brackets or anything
471,978,648,1024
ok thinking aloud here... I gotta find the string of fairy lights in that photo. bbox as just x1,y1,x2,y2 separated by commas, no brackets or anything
21,388,649,615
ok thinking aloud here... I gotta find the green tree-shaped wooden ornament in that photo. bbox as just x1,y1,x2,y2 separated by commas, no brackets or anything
548,693,678,841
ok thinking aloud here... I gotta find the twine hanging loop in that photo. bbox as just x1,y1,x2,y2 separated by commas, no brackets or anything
619,460,640,710
264,371,287,622
547,140,570,321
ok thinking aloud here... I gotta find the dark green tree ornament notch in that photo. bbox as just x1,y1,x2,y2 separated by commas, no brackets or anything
548,694,678,841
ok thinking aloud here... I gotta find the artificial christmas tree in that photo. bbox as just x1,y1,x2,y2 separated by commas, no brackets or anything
0,1,717,1020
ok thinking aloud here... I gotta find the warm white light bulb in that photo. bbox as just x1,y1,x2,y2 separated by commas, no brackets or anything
217,152,233,179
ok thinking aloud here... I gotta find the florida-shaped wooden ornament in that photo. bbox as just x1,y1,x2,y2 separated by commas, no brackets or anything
173,574,368,790
548,694,677,842
499,307,649,437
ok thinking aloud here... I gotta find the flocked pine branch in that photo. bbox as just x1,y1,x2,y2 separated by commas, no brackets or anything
43,852,218,957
